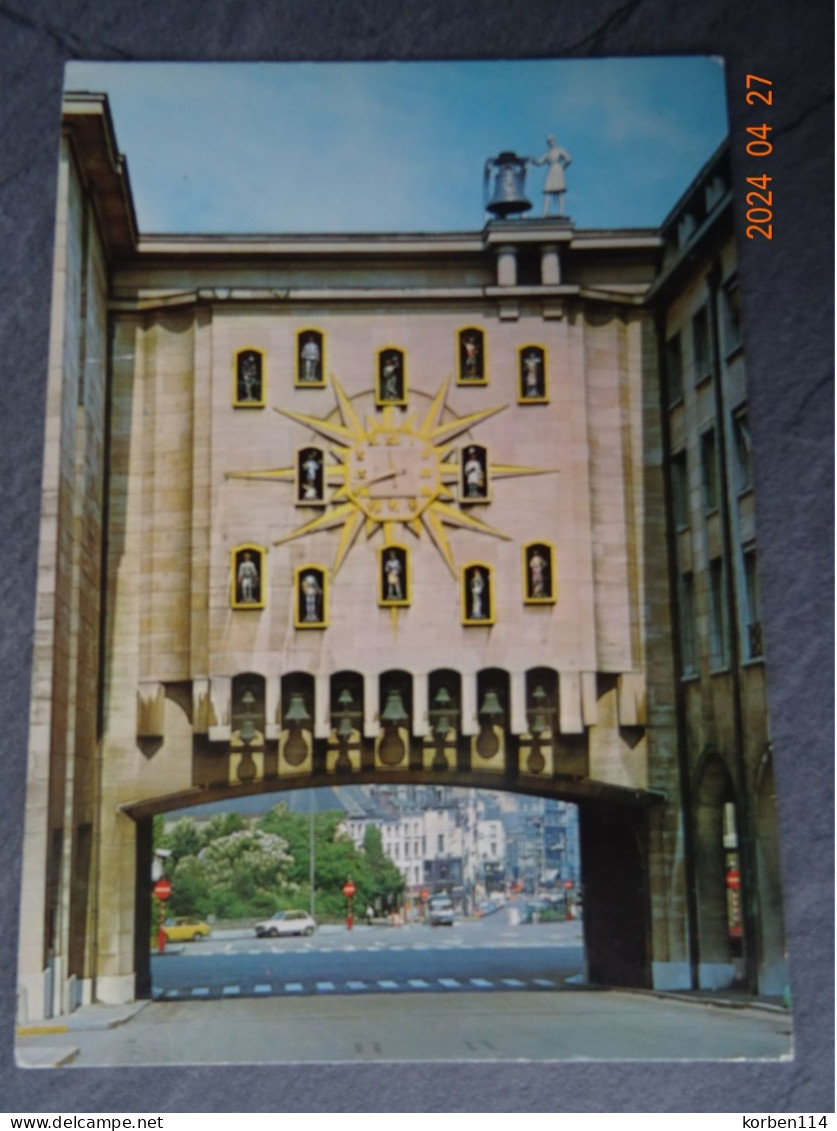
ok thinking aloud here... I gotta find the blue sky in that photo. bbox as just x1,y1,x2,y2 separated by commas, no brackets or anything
66,59,728,234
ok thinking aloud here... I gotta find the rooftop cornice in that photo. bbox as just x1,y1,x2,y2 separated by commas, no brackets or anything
63,91,139,260
135,227,660,258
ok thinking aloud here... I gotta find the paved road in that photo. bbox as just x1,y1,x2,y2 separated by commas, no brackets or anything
150,916,585,1000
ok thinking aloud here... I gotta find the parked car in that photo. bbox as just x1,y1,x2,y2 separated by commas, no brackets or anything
162,916,211,942
254,910,317,938
428,894,454,927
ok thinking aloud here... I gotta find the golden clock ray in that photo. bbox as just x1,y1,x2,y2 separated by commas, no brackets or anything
420,509,458,579
490,464,556,480
426,403,509,447
431,501,514,542
273,502,358,546
417,376,452,439
225,467,296,483
332,510,365,574
272,404,356,447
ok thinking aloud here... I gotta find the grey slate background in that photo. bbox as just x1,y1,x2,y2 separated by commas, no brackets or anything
0,0,832,1113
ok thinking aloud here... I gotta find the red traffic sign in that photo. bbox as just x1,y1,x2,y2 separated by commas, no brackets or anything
420,888,430,901
726,868,741,890
342,880,356,898
153,878,172,901
563,879,575,890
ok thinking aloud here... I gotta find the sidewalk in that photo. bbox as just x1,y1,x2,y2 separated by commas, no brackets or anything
16,1001,149,1069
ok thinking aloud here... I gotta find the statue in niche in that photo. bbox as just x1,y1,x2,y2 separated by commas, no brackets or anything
462,446,487,500
298,447,324,503
299,332,322,383
528,547,548,598
236,551,260,604
382,547,406,602
530,135,571,217
520,347,546,400
459,329,484,382
378,349,404,403
237,350,262,403
525,543,554,602
464,565,490,622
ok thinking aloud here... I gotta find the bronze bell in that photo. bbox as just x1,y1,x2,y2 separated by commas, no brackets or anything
485,151,532,218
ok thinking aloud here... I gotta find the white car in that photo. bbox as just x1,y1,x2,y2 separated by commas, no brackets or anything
428,894,455,927
254,910,317,938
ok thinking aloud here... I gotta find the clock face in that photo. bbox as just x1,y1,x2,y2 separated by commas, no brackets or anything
346,429,441,521
226,375,552,584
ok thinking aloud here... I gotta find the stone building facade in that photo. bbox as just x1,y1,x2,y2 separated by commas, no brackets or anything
651,143,785,993
17,93,786,1022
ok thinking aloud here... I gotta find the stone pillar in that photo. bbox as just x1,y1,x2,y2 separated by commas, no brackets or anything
580,803,652,988
495,244,517,287
540,243,561,285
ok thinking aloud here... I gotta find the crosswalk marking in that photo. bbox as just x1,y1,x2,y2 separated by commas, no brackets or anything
153,974,570,999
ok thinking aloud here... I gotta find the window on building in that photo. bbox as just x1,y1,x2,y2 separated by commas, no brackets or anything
438,834,444,854
721,277,742,354
670,449,689,529
701,429,719,513
732,410,753,492
705,174,727,213
405,841,410,858
394,844,399,859
709,558,730,668
692,306,710,381
678,572,697,676
665,333,683,406
743,546,763,659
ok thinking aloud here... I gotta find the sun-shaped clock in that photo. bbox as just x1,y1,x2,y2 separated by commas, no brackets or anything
225,375,552,582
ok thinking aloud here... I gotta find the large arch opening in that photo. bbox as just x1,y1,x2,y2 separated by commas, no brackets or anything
131,779,608,1003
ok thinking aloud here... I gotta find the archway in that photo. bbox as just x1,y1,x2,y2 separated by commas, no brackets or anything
693,751,742,989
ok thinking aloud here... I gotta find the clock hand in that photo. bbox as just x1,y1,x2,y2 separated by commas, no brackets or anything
363,469,399,487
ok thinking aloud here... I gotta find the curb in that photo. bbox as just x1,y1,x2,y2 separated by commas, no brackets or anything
16,1043,80,1069
17,999,149,1037
605,984,788,1014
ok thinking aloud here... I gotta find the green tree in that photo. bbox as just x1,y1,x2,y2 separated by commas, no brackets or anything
257,805,404,917
161,817,205,869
